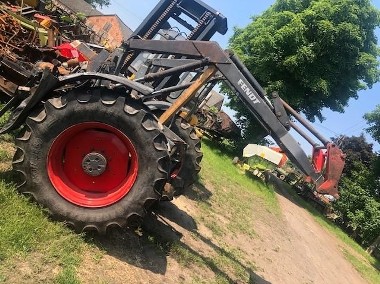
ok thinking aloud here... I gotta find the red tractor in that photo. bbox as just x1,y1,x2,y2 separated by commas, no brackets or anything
0,0,345,233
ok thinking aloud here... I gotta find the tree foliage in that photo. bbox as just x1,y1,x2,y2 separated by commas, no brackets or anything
365,105,380,144
84,0,110,8
338,134,376,176
333,135,380,246
225,0,380,140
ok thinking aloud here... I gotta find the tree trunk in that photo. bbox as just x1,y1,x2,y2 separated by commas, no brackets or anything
367,234,380,255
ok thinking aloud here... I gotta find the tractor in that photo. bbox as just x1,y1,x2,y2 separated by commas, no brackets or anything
0,0,345,233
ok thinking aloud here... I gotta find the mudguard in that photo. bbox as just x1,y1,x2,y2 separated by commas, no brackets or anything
0,70,155,133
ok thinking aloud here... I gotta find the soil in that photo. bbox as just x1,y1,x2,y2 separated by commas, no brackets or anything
79,176,367,284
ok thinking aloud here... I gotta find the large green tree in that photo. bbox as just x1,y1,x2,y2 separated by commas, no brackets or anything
226,0,380,140
333,135,380,246
84,0,110,8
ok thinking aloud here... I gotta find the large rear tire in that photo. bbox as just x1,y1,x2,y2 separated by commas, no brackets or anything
170,118,202,195
12,89,170,233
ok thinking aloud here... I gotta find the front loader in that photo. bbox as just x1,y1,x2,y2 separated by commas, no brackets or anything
0,0,345,233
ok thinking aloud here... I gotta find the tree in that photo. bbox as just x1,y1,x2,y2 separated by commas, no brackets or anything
337,134,376,177
332,135,380,247
225,0,380,140
84,0,110,8
365,105,380,143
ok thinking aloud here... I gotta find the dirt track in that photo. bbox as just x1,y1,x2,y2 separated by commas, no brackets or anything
249,177,366,283
78,177,366,284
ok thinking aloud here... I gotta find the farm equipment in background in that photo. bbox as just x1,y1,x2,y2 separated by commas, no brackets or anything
0,0,345,233
233,144,288,180
196,90,240,139
233,144,335,212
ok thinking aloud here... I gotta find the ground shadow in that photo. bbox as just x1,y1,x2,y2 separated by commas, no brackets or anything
266,172,312,208
267,172,331,216
87,223,170,275
89,197,271,283
146,201,271,284
0,169,24,186
183,181,212,204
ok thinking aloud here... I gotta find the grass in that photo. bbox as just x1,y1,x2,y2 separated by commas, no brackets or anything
283,183,380,283
201,139,279,214
1,128,377,283
158,140,280,282
0,129,85,284
198,140,280,239
0,180,84,283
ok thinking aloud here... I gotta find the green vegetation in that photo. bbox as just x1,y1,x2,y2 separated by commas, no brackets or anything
365,104,380,143
84,0,110,8
0,132,378,283
164,140,279,282
0,178,84,283
224,0,380,144
201,140,279,214
330,135,380,251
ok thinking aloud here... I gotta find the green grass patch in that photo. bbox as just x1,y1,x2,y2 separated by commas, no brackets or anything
283,184,380,283
196,140,279,238
0,181,84,283
343,249,380,284
201,140,279,212
0,149,11,163
169,242,204,267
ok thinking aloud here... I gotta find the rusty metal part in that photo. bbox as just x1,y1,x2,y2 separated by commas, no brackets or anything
159,65,217,124
187,11,212,39
197,109,240,139
0,75,18,97
0,10,40,58
120,0,179,72
316,143,346,198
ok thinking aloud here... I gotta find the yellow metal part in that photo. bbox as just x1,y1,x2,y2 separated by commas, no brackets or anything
242,164,251,171
159,65,217,124
179,111,199,126
18,0,39,8
195,127,203,138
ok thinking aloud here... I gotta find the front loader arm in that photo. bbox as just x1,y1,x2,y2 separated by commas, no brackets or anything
125,39,345,197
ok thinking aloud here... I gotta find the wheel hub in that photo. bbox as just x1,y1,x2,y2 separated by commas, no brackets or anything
82,152,107,177
47,122,139,208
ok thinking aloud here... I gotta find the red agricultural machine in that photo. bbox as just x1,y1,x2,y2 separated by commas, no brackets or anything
0,0,345,233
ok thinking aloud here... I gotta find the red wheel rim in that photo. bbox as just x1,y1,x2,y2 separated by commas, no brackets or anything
47,122,138,208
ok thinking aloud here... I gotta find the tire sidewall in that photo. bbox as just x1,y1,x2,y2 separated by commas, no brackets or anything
22,94,167,227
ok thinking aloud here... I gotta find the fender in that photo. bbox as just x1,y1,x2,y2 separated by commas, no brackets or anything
144,100,173,111
0,71,154,133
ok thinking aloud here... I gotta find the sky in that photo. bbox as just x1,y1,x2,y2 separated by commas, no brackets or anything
101,0,380,153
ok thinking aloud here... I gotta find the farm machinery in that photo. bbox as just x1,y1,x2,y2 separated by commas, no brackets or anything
233,144,289,180
233,144,335,211
0,0,345,233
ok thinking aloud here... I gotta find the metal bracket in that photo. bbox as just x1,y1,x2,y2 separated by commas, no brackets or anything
272,92,290,130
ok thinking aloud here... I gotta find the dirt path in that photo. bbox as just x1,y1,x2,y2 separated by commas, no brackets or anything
78,178,366,284
248,177,366,284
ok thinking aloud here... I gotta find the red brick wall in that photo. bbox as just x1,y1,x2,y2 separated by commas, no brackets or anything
86,16,123,48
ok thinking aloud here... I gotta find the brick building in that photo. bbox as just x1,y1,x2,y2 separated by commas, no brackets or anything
53,0,132,48
86,14,133,48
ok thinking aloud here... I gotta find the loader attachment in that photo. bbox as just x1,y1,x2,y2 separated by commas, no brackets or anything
125,39,346,197
315,143,345,198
